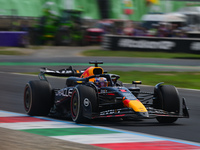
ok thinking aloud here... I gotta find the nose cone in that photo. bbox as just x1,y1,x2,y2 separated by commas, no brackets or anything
123,99,149,118
137,112,149,118
123,99,148,112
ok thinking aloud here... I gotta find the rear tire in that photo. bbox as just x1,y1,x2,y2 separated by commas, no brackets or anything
24,80,52,116
71,85,98,123
154,85,180,123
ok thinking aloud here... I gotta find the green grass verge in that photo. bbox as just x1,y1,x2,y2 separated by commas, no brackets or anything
0,51,25,55
82,49,200,59
112,71,200,90
24,71,200,90
0,46,42,55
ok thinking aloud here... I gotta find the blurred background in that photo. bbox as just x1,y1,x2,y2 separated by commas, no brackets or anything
0,0,200,47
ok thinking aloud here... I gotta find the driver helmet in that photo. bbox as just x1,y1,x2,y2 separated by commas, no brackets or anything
94,77,108,88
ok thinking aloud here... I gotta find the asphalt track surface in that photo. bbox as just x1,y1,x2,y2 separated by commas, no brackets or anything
1,46,200,72
1,46,200,149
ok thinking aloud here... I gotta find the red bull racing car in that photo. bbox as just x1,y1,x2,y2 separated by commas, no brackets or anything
24,61,189,123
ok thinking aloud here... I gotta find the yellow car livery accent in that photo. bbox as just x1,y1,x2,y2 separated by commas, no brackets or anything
123,99,147,112
76,81,83,83
133,81,142,84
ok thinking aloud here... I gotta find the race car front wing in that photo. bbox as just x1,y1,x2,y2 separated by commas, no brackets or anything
91,98,189,119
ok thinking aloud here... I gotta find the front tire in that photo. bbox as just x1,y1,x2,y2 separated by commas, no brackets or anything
71,85,98,123
24,80,52,116
154,85,180,123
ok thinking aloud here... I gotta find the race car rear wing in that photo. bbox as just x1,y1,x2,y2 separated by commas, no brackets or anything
39,66,84,77
39,61,105,78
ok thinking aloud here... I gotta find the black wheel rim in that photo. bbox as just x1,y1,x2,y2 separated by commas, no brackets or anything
71,91,78,117
24,86,31,112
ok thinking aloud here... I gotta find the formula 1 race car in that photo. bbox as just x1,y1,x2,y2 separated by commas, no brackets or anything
24,61,189,123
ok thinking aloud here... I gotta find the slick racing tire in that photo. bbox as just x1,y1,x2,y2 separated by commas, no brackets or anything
154,85,180,123
71,85,98,123
24,80,52,116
